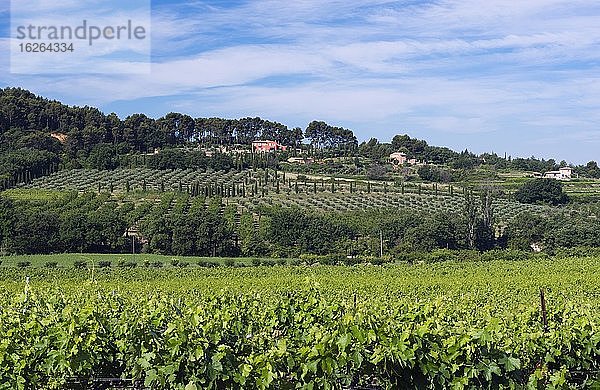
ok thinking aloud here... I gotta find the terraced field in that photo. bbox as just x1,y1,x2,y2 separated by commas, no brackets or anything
235,192,551,222
19,168,554,223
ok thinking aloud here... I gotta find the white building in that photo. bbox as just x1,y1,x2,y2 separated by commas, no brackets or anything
543,167,573,180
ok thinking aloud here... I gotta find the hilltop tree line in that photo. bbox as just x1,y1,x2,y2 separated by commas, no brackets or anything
359,136,597,175
3,87,600,189
0,88,356,185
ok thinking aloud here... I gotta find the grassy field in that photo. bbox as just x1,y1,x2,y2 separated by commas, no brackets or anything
2,257,600,388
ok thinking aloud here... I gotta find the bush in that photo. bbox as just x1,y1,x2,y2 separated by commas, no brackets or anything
170,258,180,267
251,258,262,267
151,261,163,268
480,249,531,262
17,261,31,268
277,258,287,266
343,257,361,266
261,259,276,267
44,261,58,268
428,249,472,263
223,258,235,267
98,260,112,268
554,247,600,258
74,260,87,269
514,178,569,205
371,256,392,266
178,261,189,268
418,166,453,183
393,251,432,264
366,164,387,180
117,261,137,268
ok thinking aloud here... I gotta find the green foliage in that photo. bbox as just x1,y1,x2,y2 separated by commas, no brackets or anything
86,143,119,170
417,165,453,183
267,207,356,255
223,258,235,267
305,120,357,150
73,260,87,269
366,164,387,180
2,258,600,388
514,178,569,205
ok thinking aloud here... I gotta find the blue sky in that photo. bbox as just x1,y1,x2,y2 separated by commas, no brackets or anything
1,0,600,163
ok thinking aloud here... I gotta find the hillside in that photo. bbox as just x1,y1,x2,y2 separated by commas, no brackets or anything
2,88,600,258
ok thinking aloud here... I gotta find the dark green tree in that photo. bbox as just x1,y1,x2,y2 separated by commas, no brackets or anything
514,178,569,205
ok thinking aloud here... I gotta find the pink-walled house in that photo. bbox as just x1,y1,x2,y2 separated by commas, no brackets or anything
252,140,287,152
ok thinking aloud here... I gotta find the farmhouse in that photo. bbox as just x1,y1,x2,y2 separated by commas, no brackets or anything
252,140,287,152
389,152,408,165
389,152,422,166
543,167,573,180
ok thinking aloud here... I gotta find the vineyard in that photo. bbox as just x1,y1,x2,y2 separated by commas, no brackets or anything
2,257,600,389
19,168,553,223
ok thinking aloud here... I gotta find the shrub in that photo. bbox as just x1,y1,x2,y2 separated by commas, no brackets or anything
514,178,569,205
178,261,189,268
74,260,87,269
117,260,137,268
223,259,235,267
151,261,163,268
251,258,262,267
554,247,600,258
261,259,276,267
323,254,346,265
366,164,388,180
343,257,360,266
277,258,287,266
17,261,31,268
480,249,531,262
44,261,58,268
170,258,180,267
428,249,460,263
371,257,392,266
98,260,112,268
299,254,318,265
393,251,430,264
